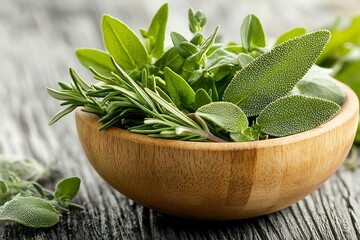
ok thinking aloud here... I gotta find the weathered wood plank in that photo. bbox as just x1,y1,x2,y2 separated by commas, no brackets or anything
1,0,360,239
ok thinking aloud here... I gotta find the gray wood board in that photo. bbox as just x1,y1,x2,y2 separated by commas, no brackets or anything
1,0,360,239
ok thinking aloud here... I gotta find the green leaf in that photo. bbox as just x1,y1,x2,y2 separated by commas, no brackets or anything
164,67,195,111
0,180,8,194
54,177,81,203
257,95,340,137
102,15,148,71
275,27,306,45
196,102,248,133
291,66,346,105
146,3,168,58
237,53,254,67
171,32,191,58
240,14,266,52
207,48,238,71
76,49,116,78
318,16,360,64
195,88,212,109
154,47,185,72
0,196,60,228
223,30,331,116
335,57,360,98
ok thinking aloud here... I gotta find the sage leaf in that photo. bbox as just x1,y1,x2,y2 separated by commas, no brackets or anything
146,3,168,58
54,177,81,203
0,196,60,228
291,66,346,105
237,53,254,67
223,30,331,116
240,14,266,52
76,49,116,78
275,27,306,45
102,15,148,71
164,67,195,111
257,95,341,137
195,88,212,109
196,102,248,133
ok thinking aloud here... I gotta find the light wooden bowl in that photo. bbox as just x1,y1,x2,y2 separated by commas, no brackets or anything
75,82,358,220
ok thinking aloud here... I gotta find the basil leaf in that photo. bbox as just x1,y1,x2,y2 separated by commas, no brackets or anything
223,30,331,116
146,3,168,58
195,88,212,109
54,177,81,203
207,48,238,71
257,95,340,137
196,102,248,133
102,15,149,71
0,196,60,228
164,67,195,111
336,57,360,98
240,14,266,52
75,49,116,78
291,66,346,105
275,27,306,45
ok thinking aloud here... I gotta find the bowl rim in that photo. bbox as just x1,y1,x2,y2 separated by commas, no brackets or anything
75,81,359,151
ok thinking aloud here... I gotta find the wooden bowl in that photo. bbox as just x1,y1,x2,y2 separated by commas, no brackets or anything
75,82,358,220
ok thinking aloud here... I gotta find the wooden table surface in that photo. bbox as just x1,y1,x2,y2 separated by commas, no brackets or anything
1,0,360,239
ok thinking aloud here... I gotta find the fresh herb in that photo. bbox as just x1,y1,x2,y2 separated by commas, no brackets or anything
315,16,360,144
48,4,344,142
0,156,82,228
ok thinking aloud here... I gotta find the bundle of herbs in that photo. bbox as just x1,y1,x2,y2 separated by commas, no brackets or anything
48,4,346,142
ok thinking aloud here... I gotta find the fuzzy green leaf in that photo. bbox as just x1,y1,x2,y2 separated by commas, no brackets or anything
0,180,8,194
76,49,116,78
291,66,346,105
195,88,212,109
146,3,168,58
102,15,148,71
164,67,195,111
240,14,266,52
257,95,340,137
171,32,191,58
237,53,254,67
196,102,248,133
275,27,306,45
223,30,331,116
54,177,81,203
0,196,60,228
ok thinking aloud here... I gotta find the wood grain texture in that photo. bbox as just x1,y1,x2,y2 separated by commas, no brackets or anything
1,0,360,238
75,83,358,220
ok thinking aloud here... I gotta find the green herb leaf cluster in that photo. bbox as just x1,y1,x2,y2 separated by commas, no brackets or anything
0,156,83,228
48,4,344,142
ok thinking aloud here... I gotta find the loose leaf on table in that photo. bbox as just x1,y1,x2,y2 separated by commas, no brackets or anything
102,15,149,71
291,65,346,105
76,49,116,78
164,67,195,111
257,95,341,137
141,3,168,59
54,177,81,204
240,14,266,52
196,102,248,133
275,27,306,45
223,30,331,116
0,196,60,228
